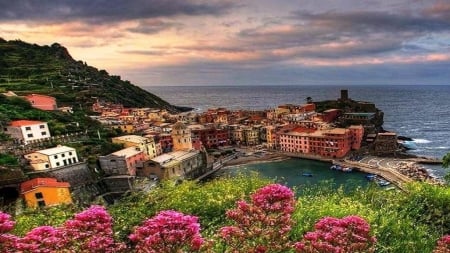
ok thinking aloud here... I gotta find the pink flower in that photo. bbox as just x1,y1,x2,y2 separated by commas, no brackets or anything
220,184,296,253
0,212,18,253
15,226,64,252
0,212,15,233
295,216,376,253
433,235,450,253
129,210,204,253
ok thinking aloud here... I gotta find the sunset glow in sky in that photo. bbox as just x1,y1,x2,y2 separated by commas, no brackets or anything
1,0,450,86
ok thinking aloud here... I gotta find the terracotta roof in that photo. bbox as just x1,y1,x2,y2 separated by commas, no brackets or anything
20,178,70,193
293,127,316,134
10,120,45,127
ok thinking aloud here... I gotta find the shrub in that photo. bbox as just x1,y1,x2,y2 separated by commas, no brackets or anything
129,210,204,253
219,183,295,252
294,215,376,253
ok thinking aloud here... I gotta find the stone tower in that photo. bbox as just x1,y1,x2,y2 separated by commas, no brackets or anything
340,89,349,100
171,121,192,151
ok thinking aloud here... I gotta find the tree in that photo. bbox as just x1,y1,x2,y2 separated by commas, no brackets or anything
443,152,450,168
443,152,450,184
306,97,313,104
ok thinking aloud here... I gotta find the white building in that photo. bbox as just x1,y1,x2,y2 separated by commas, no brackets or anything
24,145,79,171
5,120,51,144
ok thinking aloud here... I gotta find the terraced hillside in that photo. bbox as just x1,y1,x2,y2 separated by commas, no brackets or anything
0,38,187,112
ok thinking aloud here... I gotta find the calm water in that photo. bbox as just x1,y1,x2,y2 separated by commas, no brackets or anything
219,158,372,192
145,85,450,177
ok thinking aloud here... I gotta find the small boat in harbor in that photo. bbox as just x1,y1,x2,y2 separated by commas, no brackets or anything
331,164,352,172
377,179,391,186
302,173,313,177
365,174,376,180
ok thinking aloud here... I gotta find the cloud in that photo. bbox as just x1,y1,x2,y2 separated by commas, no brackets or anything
0,0,236,23
127,19,182,34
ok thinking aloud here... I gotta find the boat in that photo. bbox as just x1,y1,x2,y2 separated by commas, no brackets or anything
365,174,376,181
330,165,342,171
377,180,391,187
302,173,313,177
341,167,353,172
398,140,418,150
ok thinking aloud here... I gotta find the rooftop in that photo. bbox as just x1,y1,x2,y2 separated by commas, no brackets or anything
9,120,45,127
36,145,75,155
20,178,70,193
111,147,143,158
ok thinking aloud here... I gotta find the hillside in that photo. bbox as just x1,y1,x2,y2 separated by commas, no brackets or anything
0,38,189,112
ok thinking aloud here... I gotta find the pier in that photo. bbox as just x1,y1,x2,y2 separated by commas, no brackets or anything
333,159,413,191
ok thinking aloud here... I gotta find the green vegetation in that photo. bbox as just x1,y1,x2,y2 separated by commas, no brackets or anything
0,153,18,166
10,174,450,252
0,38,188,112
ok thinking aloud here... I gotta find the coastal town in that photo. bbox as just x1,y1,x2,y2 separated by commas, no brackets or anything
0,90,442,209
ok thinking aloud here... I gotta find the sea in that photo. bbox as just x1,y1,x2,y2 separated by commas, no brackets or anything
144,85,450,184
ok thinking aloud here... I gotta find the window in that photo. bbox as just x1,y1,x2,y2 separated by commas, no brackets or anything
35,192,43,199
38,200,46,207
25,127,31,130
69,152,72,155
62,154,65,157
45,164,49,168
41,132,47,136
56,162,60,166
39,125,45,129
54,155,58,159
27,133,33,138
72,158,77,163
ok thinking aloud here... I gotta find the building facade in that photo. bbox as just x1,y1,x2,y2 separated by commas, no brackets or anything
112,135,159,159
99,147,145,176
24,145,79,171
141,150,205,180
20,178,72,208
5,120,51,144
171,122,193,151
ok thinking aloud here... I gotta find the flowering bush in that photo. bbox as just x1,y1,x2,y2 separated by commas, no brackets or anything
63,205,126,252
129,210,204,253
433,235,450,253
294,215,376,253
220,183,295,252
0,212,17,253
15,226,64,252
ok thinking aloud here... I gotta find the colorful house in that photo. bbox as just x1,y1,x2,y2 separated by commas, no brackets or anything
141,150,205,180
24,145,79,171
99,147,146,176
279,126,356,158
20,178,72,208
4,120,51,144
24,94,57,111
112,135,159,159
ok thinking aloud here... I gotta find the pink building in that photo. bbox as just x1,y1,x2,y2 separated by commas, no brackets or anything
25,94,57,111
279,126,361,158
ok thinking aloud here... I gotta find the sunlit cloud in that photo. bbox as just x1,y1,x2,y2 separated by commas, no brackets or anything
1,0,449,85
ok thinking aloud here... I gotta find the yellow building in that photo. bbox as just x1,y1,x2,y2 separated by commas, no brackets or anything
114,124,135,134
112,135,159,159
20,178,72,208
171,122,193,151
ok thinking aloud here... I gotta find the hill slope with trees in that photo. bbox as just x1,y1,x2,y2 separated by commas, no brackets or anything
0,38,188,112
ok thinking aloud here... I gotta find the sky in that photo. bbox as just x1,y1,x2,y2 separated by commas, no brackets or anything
1,0,450,86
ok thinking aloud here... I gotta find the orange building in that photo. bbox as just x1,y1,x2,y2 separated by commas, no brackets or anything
24,94,57,111
20,178,72,208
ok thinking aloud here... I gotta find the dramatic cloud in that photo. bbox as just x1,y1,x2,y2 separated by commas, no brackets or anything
0,0,235,23
1,0,449,85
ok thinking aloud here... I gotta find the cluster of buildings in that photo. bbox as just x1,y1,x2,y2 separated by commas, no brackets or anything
1,90,393,209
